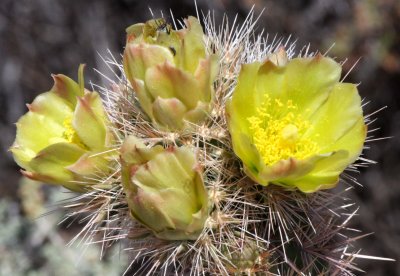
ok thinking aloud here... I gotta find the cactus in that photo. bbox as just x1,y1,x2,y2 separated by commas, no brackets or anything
9,10,391,276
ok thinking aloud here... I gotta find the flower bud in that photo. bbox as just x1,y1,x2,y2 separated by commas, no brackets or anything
223,238,270,274
10,65,114,192
121,136,209,240
123,17,218,131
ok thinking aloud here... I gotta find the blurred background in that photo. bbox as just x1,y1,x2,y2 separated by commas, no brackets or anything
0,0,399,275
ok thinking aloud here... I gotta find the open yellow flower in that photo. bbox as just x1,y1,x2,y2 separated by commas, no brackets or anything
226,50,366,193
10,65,114,192
123,17,217,131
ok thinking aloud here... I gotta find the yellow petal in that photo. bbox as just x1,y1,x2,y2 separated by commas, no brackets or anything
145,62,201,109
13,112,65,160
227,62,262,128
179,16,206,74
28,142,86,185
124,43,174,81
194,57,218,102
73,92,107,150
27,91,72,125
307,83,364,150
120,135,164,165
152,97,187,130
255,59,286,100
282,55,342,117
50,73,82,105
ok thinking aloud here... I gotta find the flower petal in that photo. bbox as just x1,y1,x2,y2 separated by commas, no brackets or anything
126,23,145,40
307,83,364,149
287,174,341,193
152,97,187,130
194,57,218,102
50,73,82,105
282,55,342,117
28,142,86,185
227,62,262,130
73,92,106,150
305,118,366,180
184,101,209,125
151,188,196,228
128,187,176,232
66,152,109,176
131,78,154,118
11,112,65,167
132,148,193,192
255,59,286,100
252,154,327,186
145,62,201,109
124,43,174,81
231,133,264,177
328,117,366,163
27,91,72,125
179,16,206,74
120,135,164,165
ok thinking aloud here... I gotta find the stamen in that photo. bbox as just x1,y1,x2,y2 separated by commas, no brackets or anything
62,117,87,148
247,95,319,165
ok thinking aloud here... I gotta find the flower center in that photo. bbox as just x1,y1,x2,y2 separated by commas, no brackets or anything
247,95,319,165
62,117,86,147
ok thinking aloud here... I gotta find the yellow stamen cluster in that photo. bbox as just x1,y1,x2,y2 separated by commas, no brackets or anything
62,117,85,147
247,95,319,165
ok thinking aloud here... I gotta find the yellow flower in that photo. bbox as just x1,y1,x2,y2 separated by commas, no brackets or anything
123,17,218,131
10,65,114,192
121,136,209,240
226,50,366,193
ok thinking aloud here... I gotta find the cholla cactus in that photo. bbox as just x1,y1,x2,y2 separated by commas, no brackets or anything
10,9,391,276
